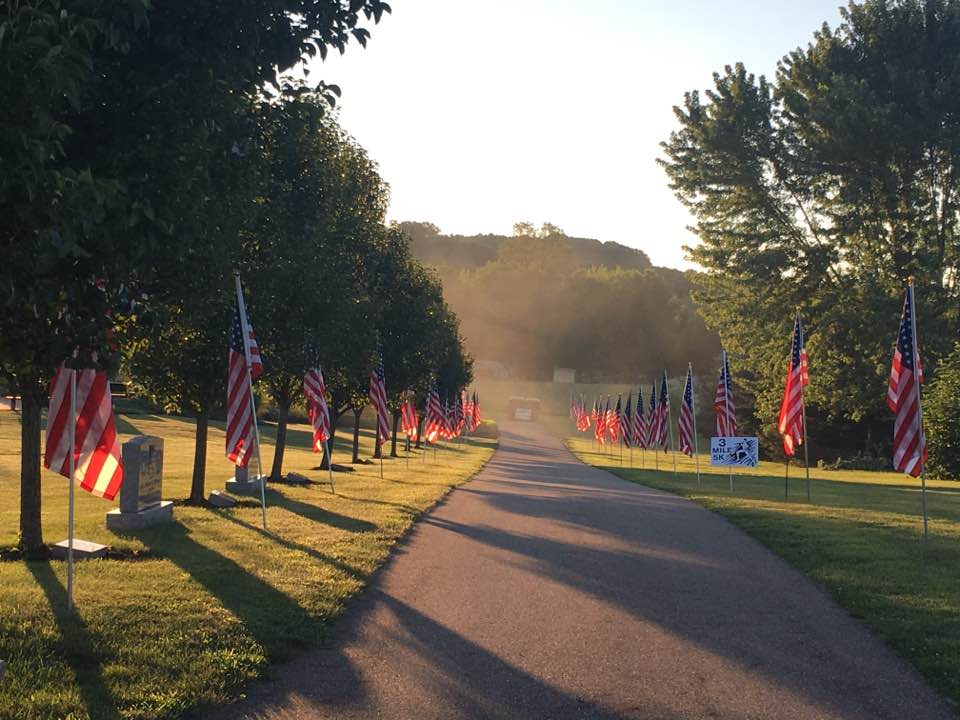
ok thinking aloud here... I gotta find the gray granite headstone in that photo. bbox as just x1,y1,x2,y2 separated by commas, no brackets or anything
225,463,264,495
106,436,173,531
119,436,163,513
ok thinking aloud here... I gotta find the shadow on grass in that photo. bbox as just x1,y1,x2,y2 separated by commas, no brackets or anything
271,493,377,533
28,562,122,720
136,522,319,660
113,414,141,436
211,509,365,582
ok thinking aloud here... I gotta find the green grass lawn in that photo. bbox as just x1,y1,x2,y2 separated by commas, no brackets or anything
566,433,960,713
0,410,495,720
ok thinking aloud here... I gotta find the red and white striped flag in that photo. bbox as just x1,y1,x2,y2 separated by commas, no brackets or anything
608,395,623,444
595,398,609,444
471,391,481,429
227,284,263,468
401,391,419,440
887,283,927,477
714,351,736,437
424,383,445,442
778,314,809,456
304,366,331,453
44,366,124,500
441,396,455,440
678,366,695,456
633,386,647,449
369,352,390,444
646,383,658,448
656,372,670,450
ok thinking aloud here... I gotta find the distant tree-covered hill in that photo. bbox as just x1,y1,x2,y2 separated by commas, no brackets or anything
399,221,652,274
397,221,718,383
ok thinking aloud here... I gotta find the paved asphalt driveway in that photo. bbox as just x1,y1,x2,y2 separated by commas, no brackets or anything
208,421,954,720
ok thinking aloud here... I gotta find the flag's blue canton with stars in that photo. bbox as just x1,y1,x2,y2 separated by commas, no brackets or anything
791,316,804,371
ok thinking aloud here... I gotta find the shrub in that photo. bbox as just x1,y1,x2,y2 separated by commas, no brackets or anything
925,342,960,480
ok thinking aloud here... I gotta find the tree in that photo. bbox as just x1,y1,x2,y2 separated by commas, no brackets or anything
246,96,389,481
925,342,960,479
659,0,960,457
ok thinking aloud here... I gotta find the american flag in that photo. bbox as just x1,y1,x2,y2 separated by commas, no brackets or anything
678,366,695,456
646,383,657,448
590,399,599,428
605,397,617,441
595,397,609,444
577,396,591,432
714,351,736,437
633,386,646,448
424,382,445,442
304,366,331,454
369,352,390,444
44,366,124,500
656,372,670,450
623,392,633,448
227,288,263,468
464,391,475,432
401,391,419,440
442,396,455,440
887,284,927,477
471,391,481,429
608,395,623,444
777,314,809,457
454,391,466,435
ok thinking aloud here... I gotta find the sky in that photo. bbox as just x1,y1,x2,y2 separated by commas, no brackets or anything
306,0,848,269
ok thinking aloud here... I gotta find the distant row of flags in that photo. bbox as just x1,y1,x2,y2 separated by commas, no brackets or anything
228,276,482,476
571,282,927,482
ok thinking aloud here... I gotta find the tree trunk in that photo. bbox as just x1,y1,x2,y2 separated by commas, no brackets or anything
270,395,290,482
390,410,400,457
415,414,425,449
351,407,362,463
321,406,339,470
373,410,383,460
19,377,45,558
189,409,209,504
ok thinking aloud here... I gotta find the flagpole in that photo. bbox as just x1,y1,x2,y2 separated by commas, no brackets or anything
378,414,384,480
67,368,76,612
323,439,335,493
908,278,929,542
666,374,677,476
723,349,734,492
690,363,701,484
798,309,811,503
785,457,790,500
235,272,268,531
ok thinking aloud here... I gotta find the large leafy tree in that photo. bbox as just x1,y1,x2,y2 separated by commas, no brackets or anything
660,0,960,457
247,96,388,481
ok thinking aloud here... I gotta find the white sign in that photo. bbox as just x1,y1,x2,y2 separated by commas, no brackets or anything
514,408,533,421
710,436,759,467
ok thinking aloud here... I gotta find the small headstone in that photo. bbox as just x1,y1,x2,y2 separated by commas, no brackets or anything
285,472,310,485
106,436,173,531
226,464,265,495
207,490,237,508
0,658,5,680
51,538,107,560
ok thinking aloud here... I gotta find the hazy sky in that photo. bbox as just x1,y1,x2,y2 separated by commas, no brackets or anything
307,1,848,269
